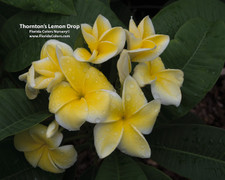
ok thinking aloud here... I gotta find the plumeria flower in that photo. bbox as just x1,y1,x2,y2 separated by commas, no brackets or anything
14,124,77,173
117,50,132,85
74,14,126,64
126,16,169,62
49,56,115,131
19,40,73,99
94,76,161,158
133,57,184,107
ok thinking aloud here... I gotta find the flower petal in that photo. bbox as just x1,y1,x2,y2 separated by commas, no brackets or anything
29,124,63,148
25,83,39,100
118,124,150,158
38,147,64,173
94,121,123,158
122,76,147,117
127,100,160,134
24,146,45,167
32,58,57,77
49,82,79,113
103,91,123,123
47,72,65,92
14,130,42,152
73,48,98,62
151,69,184,106
81,24,98,52
46,120,59,138
100,27,126,54
41,40,73,67
84,67,114,93
149,57,165,74
19,72,27,82
130,35,169,62
85,90,111,123
59,56,90,92
138,16,155,39
117,50,132,84
133,62,152,87
94,41,117,64
34,76,53,89
93,14,111,39
27,65,35,88
50,145,77,169
129,17,141,39
126,30,142,50
55,98,88,131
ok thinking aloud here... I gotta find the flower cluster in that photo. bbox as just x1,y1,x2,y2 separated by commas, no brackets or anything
15,15,183,173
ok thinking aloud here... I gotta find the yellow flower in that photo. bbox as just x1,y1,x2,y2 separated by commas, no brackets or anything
117,50,132,84
126,16,169,62
74,14,126,64
14,124,77,173
49,56,115,131
133,57,184,107
94,76,160,158
19,40,73,99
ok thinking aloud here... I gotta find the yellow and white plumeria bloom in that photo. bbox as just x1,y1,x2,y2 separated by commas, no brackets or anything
126,16,169,62
74,14,126,64
133,57,184,107
14,124,77,173
94,76,160,159
19,40,73,99
49,56,115,131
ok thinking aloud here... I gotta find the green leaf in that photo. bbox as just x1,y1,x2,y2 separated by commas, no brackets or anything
0,138,63,180
95,151,148,180
0,0,124,72
153,0,225,38
0,89,51,141
138,163,172,180
148,124,225,180
156,112,204,126
0,0,76,16
160,18,225,119
0,2,20,19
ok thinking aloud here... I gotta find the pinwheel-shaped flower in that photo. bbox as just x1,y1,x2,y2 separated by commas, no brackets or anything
74,14,126,64
19,40,73,99
94,76,160,158
133,57,184,106
126,16,169,62
49,56,115,131
14,124,77,173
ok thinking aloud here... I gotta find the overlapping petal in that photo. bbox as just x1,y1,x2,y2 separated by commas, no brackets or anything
55,98,88,131
50,145,77,169
74,14,125,64
127,100,160,134
137,16,155,39
14,130,42,152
